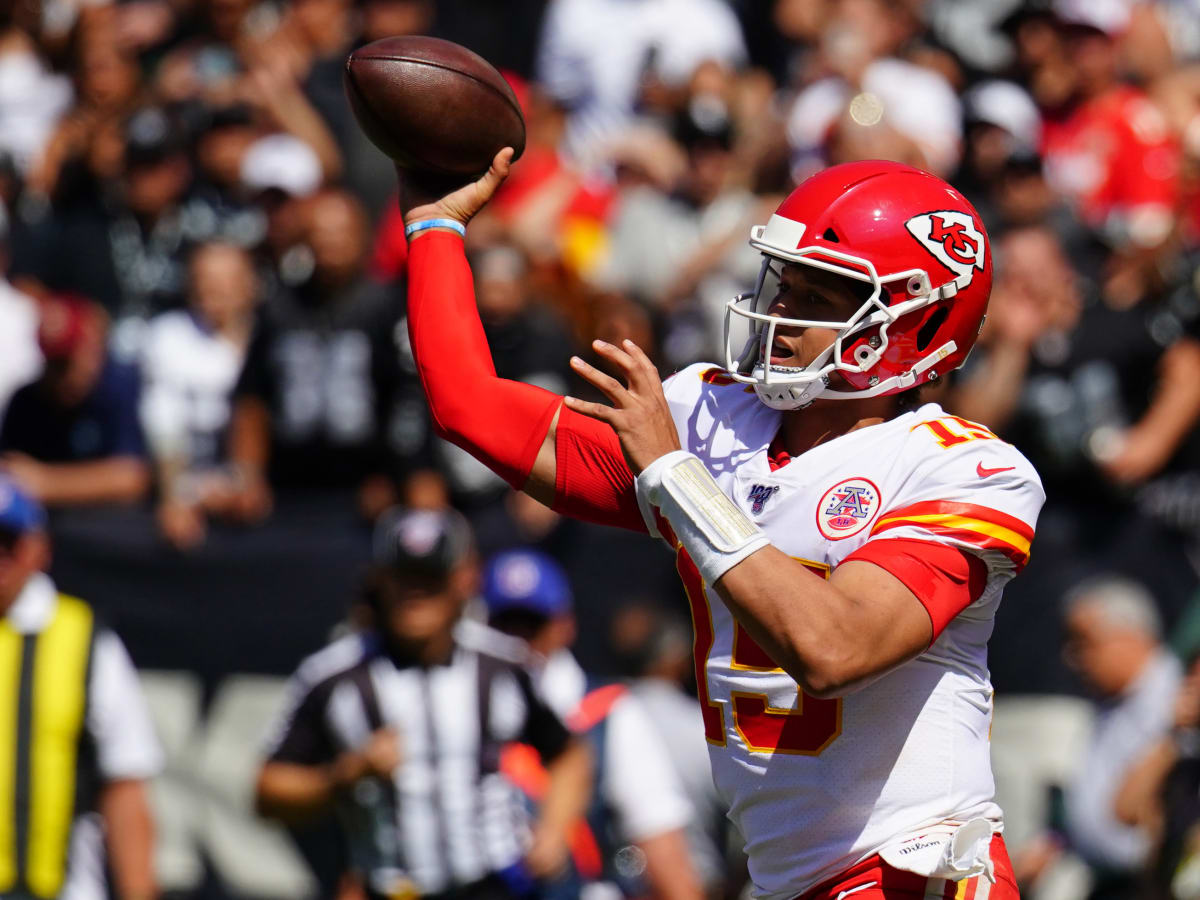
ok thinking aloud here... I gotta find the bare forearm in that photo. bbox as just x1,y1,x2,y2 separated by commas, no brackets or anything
227,398,271,471
638,829,704,900
267,87,343,180
35,458,150,506
1114,737,1178,827
1133,340,1200,457
101,780,157,900
256,756,364,824
538,739,592,837
715,548,929,697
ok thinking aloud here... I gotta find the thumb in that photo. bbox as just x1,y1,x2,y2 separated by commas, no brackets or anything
480,147,515,193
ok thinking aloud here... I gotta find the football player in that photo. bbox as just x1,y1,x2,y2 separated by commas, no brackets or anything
399,152,1042,900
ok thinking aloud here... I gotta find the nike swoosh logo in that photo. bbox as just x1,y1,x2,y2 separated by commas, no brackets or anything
977,462,1016,478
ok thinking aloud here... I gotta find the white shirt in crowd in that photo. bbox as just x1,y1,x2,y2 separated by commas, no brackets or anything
536,0,747,169
1066,649,1182,871
139,310,245,469
6,573,164,900
0,277,42,418
631,677,726,887
537,650,694,845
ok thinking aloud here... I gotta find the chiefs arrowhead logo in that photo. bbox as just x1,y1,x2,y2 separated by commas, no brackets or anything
905,211,986,288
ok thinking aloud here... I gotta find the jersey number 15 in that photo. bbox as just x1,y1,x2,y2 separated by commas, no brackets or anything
678,550,841,756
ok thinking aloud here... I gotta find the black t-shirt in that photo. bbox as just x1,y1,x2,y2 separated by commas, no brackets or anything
980,294,1200,694
234,277,429,489
998,298,1184,509
483,307,576,395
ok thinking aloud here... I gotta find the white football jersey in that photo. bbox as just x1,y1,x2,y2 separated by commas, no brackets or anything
658,364,1045,899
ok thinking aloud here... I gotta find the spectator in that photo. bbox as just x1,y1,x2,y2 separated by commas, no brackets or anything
1,294,150,507
0,475,162,899
24,13,138,205
612,605,732,894
955,80,1044,223
595,107,763,367
535,0,747,171
784,0,963,178
140,241,258,548
43,105,195,324
1039,0,1181,250
484,550,702,900
0,13,72,180
188,104,271,250
949,224,1200,691
256,507,591,899
226,188,422,523
1053,576,1182,899
1112,643,1200,898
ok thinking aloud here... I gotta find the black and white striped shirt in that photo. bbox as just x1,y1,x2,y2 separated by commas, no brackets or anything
265,620,571,894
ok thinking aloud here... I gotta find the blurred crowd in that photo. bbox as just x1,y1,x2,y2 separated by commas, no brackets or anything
4,0,1200,897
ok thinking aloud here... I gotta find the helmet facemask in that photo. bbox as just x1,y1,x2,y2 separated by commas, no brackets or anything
723,226,960,411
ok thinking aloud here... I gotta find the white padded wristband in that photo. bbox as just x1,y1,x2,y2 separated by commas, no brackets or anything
637,450,769,585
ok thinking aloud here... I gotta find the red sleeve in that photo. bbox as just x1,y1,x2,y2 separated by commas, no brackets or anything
843,538,988,642
407,230,560,488
553,406,645,532
407,231,642,530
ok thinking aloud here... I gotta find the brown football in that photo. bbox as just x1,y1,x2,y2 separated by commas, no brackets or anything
344,35,525,181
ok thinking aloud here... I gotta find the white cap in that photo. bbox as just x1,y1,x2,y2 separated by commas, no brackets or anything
1053,0,1131,36
787,59,962,176
240,134,322,198
965,80,1042,151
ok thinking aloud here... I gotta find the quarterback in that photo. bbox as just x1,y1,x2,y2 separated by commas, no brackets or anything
401,153,1041,900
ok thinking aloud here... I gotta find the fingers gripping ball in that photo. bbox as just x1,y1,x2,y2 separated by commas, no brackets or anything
344,36,525,187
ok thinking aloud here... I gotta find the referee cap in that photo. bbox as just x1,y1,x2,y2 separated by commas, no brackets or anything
373,507,473,578
482,550,572,618
0,477,44,537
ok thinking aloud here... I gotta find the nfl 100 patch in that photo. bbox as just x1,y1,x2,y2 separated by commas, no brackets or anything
746,484,780,515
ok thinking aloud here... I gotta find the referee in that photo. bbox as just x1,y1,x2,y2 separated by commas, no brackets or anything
255,507,592,899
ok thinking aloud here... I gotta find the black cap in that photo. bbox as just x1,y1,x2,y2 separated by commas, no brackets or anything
372,507,474,578
124,106,187,167
999,0,1056,35
674,96,733,152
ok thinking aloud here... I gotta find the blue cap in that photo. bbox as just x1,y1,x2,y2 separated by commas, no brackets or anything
482,550,572,618
0,477,44,536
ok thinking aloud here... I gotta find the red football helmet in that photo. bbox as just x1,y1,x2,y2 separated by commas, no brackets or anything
723,160,992,410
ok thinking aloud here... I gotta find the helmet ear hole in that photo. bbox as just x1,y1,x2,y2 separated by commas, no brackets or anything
916,307,949,351
822,228,840,243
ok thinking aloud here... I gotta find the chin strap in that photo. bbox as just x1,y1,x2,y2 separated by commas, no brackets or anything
753,339,959,410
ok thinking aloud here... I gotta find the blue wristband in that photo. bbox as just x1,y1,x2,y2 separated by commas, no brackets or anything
404,218,466,239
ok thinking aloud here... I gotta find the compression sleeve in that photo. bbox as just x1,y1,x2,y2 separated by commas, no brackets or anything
553,406,646,532
407,231,643,530
407,230,562,487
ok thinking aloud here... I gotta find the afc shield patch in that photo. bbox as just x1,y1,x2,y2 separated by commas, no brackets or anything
816,477,882,540
905,210,986,288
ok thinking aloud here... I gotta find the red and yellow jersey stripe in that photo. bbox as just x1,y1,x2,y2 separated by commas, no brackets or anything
869,500,1034,572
